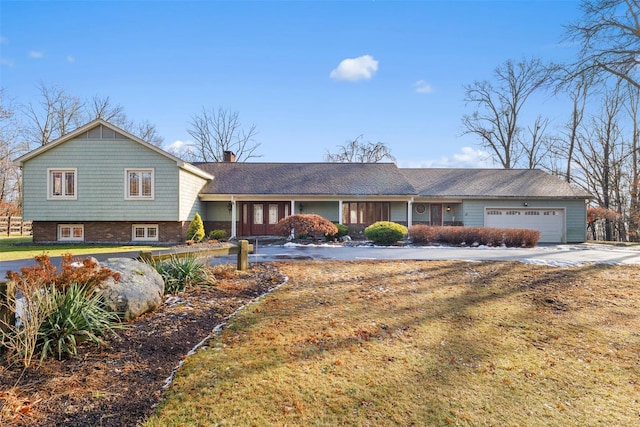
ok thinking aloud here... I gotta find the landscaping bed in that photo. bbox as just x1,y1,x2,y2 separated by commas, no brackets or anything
0,264,286,426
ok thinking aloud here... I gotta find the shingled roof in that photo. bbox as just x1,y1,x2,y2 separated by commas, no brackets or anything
193,162,591,199
194,162,416,195
399,168,592,199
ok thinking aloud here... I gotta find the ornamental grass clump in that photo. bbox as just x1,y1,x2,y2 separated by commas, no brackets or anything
150,254,210,294
364,221,408,245
39,282,123,361
1,254,123,367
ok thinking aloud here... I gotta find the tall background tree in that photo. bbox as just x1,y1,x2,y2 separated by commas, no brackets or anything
566,0,640,89
0,90,26,215
325,135,396,163
186,107,260,162
461,58,555,169
25,82,83,146
86,95,164,147
563,0,640,241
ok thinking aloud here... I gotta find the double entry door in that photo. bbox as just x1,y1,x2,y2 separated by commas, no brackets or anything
239,202,290,236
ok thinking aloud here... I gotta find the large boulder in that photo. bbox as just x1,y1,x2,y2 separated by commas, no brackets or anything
98,258,164,321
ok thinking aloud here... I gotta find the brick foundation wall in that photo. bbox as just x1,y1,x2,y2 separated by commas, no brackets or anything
32,221,187,244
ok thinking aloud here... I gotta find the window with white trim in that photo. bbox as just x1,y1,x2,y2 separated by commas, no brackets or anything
58,224,84,241
48,169,77,200
132,224,159,241
125,169,154,200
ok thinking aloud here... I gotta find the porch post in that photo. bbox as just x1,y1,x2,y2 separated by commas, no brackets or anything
290,200,295,216
230,199,237,238
338,200,343,224
407,199,413,228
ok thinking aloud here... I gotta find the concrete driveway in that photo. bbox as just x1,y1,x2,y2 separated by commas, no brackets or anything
2,243,639,279
218,242,640,267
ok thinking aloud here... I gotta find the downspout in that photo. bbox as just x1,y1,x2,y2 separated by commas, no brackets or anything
407,197,414,228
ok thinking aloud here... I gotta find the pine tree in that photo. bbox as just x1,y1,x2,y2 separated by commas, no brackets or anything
186,213,205,242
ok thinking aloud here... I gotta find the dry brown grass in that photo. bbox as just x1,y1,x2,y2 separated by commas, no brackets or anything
145,260,640,427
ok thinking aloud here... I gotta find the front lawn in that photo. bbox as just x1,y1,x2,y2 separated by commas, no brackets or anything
145,260,640,426
0,236,169,262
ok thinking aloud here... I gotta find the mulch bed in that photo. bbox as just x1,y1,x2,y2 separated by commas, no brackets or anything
0,264,286,427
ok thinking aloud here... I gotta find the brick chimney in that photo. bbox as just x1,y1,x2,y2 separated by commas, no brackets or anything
223,151,236,162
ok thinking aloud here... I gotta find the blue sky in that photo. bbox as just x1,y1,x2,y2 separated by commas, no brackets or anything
1,0,581,167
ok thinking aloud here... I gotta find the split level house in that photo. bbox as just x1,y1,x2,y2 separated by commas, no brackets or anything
15,119,592,244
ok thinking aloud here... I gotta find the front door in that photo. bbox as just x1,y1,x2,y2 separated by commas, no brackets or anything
239,202,290,236
430,204,443,226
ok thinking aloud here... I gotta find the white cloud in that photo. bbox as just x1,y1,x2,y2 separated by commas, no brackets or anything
66,55,75,63
166,140,194,158
413,80,434,94
330,54,378,81
399,146,493,168
1,58,14,67
29,51,44,59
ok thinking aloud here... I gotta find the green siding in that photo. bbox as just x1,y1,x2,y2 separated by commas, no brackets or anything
461,199,587,243
205,201,230,221
301,201,339,221
390,202,407,222
22,137,181,221
178,169,207,221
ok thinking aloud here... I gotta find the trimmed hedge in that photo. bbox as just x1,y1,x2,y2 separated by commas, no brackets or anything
364,221,408,245
208,229,228,241
409,225,540,247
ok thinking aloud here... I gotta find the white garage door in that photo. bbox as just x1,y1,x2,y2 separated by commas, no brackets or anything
484,208,564,243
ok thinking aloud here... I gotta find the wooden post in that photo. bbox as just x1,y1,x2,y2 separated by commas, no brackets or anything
0,280,16,335
237,240,249,271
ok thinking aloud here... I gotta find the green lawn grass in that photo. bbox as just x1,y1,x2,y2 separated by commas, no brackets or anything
0,236,170,262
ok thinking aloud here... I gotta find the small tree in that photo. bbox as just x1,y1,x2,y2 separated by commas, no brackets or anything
273,214,338,240
186,213,205,242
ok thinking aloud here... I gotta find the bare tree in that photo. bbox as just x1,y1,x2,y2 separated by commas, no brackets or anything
187,107,260,162
86,96,164,146
461,58,555,168
0,91,27,214
565,0,640,90
555,73,592,182
573,83,627,240
86,95,127,125
325,135,396,163
522,116,554,169
24,82,83,146
623,81,639,240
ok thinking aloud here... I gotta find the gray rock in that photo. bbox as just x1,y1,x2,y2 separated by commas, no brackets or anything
98,258,164,321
